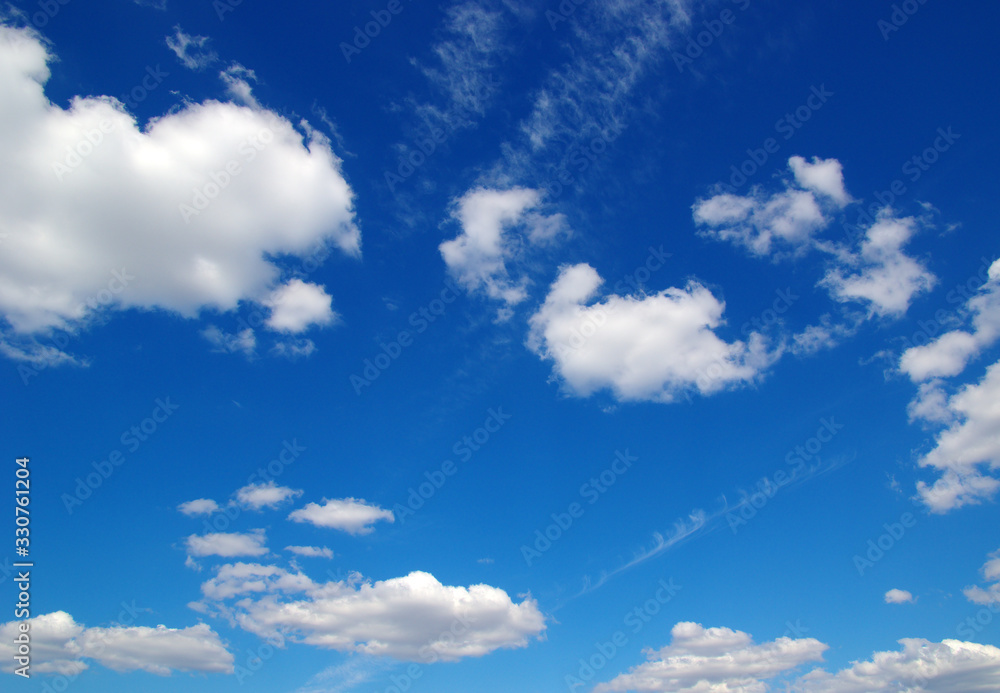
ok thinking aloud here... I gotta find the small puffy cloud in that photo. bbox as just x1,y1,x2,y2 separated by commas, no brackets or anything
790,313,863,356
884,588,914,604
235,481,302,510
270,337,316,359
0,611,232,675
789,155,851,205
820,213,936,318
593,621,827,692
964,548,1000,606
201,568,545,662
439,187,568,308
693,156,850,258
0,25,358,356
902,330,981,381
288,497,394,535
185,530,269,557
219,63,259,108
201,326,256,357
797,638,1000,692
285,545,333,558
900,258,1000,381
178,498,220,516
913,358,1000,513
165,26,218,71
907,379,953,425
199,562,315,601
527,263,777,403
263,279,337,333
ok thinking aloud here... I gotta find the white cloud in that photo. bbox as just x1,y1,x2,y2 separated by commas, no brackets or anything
201,568,545,662
885,588,914,604
165,25,218,70
820,213,936,317
790,313,864,355
73,623,233,675
593,622,826,692
0,611,232,675
270,337,317,359
288,497,394,535
964,548,1000,606
900,258,1000,381
439,187,567,309
694,156,849,258
500,0,688,181
789,155,851,205
902,330,981,381
907,379,953,425
797,638,1000,692
236,481,302,510
526,263,777,403
0,611,85,675
913,358,1000,513
0,25,358,352
596,624,1000,693
185,530,269,557
198,562,315,601
219,62,259,108
696,157,933,318
177,498,220,516
263,279,337,333
414,1,509,131
202,325,256,357
285,545,334,558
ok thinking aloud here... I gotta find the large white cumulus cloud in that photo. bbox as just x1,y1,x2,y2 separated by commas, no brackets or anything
0,24,358,343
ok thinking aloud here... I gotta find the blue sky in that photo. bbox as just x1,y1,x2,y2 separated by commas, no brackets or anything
2,0,1000,691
